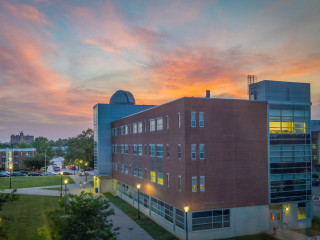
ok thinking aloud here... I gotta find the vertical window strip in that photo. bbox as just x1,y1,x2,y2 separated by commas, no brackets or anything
199,112,204,127
192,176,197,192
191,112,196,127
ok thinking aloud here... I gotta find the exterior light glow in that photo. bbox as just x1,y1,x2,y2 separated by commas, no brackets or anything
184,206,190,213
137,184,141,189
64,179,68,184
285,207,289,211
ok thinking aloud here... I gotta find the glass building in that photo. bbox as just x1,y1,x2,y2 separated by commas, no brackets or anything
249,80,312,229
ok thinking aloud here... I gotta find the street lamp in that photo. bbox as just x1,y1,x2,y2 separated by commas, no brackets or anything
64,179,68,195
184,206,190,240
85,163,88,182
60,172,63,197
137,184,141,220
9,166,12,189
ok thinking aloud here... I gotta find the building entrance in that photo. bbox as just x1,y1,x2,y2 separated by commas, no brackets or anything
270,205,283,231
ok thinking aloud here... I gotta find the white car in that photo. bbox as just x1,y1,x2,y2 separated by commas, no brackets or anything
44,172,58,176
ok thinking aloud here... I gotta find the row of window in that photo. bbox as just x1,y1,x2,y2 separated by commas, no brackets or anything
112,111,206,137
112,144,204,159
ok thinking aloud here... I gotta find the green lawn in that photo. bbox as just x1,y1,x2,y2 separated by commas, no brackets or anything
219,233,278,240
1,194,60,240
104,193,178,240
0,176,74,189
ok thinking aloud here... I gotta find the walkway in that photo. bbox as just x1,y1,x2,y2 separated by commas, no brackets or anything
273,229,319,240
0,175,154,240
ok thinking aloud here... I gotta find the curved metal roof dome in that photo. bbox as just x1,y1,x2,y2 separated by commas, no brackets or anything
109,90,135,105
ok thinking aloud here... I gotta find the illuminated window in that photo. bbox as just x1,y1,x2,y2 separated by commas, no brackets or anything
298,202,306,219
191,144,196,160
157,172,163,185
157,118,163,131
133,123,137,134
138,122,142,133
192,176,197,192
269,122,306,134
199,112,204,127
191,112,196,127
149,119,156,131
150,171,156,182
270,213,274,222
200,176,205,192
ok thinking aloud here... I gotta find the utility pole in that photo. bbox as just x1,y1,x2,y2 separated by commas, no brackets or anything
45,149,47,173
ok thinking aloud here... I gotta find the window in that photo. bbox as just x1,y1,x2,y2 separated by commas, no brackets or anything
166,115,169,129
167,173,170,187
124,165,128,174
192,209,230,231
191,144,196,160
138,144,142,155
145,144,147,155
192,176,197,192
178,113,181,128
199,144,204,159
125,125,128,135
166,144,169,158
199,112,204,127
200,176,205,192
138,122,142,133
157,172,163,185
157,118,163,131
112,128,117,136
191,112,196,127
121,126,125,135
121,164,124,172
144,121,147,132
178,176,182,191
298,202,306,219
114,162,118,170
133,145,137,155
149,145,155,157
149,119,155,131
133,123,137,134
138,168,143,179
124,144,128,154
133,167,138,176
156,144,163,158
121,145,124,154
178,144,181,159
114,144,117,153
150,171,156,182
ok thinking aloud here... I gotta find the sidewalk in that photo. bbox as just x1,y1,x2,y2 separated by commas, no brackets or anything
273,229,310,240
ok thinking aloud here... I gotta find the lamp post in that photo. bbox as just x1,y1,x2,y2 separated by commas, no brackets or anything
184,206,190,240
60,172,63,197
64,179,68,195
85,163,88,182
9,166,12,189
137,184,141,220
44,149,47,173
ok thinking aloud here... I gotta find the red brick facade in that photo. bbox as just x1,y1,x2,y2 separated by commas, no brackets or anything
112,98,268,211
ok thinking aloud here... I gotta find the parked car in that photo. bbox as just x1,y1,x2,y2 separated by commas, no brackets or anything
312,178,319,186
11,172,25,177
28,172,42,176
0,173,9,177
19,170,28,175
85,167,93,171
68,165,76,170
1,171,11,175
61,171,72,175
54,166,60,171
44,172,57,176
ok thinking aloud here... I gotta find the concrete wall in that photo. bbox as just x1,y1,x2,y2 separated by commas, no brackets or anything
283,202,312,230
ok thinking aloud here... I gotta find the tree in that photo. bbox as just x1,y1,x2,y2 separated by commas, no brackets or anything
45,192,119,240
22,137,54,170
64,129,94,167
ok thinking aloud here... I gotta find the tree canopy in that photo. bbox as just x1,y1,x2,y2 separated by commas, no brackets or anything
64,129,94,167
45,192,119,240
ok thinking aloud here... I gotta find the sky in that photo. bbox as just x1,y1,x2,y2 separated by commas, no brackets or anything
0,0,320,142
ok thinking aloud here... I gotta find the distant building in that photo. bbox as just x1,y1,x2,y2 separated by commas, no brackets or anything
94,80,312,239
10,131,34,145
0,148,36,170
312,120,320,167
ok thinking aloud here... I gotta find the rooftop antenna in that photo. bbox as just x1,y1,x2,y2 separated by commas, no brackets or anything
247,75,257,96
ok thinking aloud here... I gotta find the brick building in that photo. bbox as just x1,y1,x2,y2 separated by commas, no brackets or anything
10,131,34,145
0,148,36,171
94,80,312,239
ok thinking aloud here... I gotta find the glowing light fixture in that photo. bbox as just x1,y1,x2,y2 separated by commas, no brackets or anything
184,206,190,213
137,184,141,189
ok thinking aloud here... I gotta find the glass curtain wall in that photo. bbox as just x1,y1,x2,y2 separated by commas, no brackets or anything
269,104,311,203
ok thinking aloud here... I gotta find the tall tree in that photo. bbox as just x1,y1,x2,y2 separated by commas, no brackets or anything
44,192,119,240
64,129,94,167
